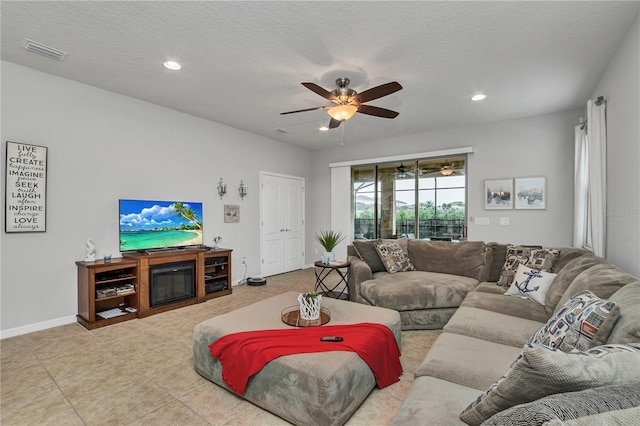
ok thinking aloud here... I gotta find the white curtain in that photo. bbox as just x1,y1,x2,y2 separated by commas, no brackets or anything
573,124,589,248
574,99,607,256
586,99,607,257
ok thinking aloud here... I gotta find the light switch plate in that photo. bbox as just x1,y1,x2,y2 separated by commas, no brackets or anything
474,217,490,226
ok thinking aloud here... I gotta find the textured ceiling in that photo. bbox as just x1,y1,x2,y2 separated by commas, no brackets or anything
2,1,638,150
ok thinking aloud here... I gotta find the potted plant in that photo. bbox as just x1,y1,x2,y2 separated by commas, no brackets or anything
315,229,345,263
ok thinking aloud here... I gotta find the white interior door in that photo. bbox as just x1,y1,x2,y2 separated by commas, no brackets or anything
260,172,305,276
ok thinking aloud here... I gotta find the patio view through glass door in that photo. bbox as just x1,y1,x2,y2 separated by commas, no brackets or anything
352,156,466,240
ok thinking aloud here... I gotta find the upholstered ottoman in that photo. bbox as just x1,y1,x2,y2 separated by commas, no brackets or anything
193,291,402,426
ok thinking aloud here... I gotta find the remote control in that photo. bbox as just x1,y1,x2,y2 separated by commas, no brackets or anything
320,336,343,342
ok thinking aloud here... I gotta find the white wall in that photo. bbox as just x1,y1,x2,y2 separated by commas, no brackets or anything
0,61,312,335
309,109,582,251
591,15,640,277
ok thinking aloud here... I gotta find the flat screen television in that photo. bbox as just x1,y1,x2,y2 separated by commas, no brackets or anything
119,199,203,252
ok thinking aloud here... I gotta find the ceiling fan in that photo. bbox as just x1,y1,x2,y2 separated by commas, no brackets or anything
394,162,415,178
280,77,402,129
420,161,465,177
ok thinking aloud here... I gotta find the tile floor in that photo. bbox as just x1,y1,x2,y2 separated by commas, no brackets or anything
1,268,441,425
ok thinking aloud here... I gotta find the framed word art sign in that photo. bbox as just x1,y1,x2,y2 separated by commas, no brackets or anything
5,141,47,232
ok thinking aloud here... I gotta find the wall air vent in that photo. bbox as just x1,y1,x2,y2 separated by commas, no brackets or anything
23,38,68,61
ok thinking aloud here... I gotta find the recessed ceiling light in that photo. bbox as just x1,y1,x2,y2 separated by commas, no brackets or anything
471,93,487,101
319,126,329,131
163,61,181,70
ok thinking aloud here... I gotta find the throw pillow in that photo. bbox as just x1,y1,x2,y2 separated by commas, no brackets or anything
529,290,620,352
374,241,415,274
481,382,640,425
528,248,560,270
352,239,386,273
496,245,542,287
459,342,640,426
504,264,557,305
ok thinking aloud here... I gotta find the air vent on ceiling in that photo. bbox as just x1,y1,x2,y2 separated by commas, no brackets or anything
23,38,68,61
273,128,288,134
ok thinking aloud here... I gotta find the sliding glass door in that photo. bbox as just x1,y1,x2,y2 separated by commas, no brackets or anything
352,156,466,240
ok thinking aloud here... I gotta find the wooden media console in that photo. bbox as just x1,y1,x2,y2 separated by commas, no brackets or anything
77,248,232,329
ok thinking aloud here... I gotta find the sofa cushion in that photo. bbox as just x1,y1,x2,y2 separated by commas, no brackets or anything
550,247,592,273
460,290,549,323
375,240,415,273
360,271,477,311
471,281,508,295
482,383,640,425
607,281,640,344
391,376,480,426
459,343,640,426
443,307,544,347
544,254,608,316
416,332,522,390
482,242,508,282
555,263,637,313
496,245,543,287
529,290,620,352
408,240,486,280
504,264,558,305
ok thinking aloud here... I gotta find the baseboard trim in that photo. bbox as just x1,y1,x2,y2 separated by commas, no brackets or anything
0,315,77,340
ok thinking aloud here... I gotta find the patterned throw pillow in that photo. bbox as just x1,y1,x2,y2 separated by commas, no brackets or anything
459,343,640,426
482,383,640,425
374,241,415,274
496,245,543,287
528,248,560,270
529,290,620,352
504,264,558,305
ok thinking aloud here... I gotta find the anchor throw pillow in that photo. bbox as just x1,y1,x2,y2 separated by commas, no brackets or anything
504,264,557,305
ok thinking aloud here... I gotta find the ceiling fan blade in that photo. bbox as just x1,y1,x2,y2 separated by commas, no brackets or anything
280,106,328,115
301,82,338,101
357,104,399,119
328,118,342,129
353,81,402,103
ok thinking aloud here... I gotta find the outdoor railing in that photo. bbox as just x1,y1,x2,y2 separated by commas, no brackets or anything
354,218,466,240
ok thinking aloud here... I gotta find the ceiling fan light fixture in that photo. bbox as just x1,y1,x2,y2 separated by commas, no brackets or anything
328,104,357,121
440,165,454,176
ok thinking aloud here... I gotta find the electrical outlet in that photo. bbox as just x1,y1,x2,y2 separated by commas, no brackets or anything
241,257,246,265
500,217,510,226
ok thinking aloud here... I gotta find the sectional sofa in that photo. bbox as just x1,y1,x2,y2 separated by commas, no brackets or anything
347,239,640,424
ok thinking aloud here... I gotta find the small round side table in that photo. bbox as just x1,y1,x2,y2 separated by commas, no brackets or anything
313,260,351,300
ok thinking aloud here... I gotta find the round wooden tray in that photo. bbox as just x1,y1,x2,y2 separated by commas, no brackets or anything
281,305,331,327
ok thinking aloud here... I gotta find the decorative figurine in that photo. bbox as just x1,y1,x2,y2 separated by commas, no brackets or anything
85,237,96,261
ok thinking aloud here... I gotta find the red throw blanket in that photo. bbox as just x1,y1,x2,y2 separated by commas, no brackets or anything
209,322,402,395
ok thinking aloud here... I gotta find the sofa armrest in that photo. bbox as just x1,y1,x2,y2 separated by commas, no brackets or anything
348,255,373,304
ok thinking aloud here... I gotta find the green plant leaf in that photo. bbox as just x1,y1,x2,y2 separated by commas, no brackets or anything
315,229,346,252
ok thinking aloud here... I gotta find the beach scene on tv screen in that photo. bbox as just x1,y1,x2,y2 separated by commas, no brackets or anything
119,199,203,251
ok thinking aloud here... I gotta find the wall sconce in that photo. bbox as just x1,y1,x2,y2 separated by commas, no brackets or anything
238,180,248,200
217,178,227,199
